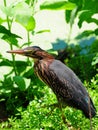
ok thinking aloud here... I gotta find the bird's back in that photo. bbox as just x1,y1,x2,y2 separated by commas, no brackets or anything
49,60,96,118
34,59,96,118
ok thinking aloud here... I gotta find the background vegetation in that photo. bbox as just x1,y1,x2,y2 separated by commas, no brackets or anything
0,0,98,129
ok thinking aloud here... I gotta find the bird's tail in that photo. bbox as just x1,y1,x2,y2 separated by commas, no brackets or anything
82,97,96,119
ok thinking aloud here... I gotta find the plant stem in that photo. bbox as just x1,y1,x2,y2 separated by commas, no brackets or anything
4,0,17,76
67,7,78,43
67,25,72,43
27,31,31,65
27,31,30,46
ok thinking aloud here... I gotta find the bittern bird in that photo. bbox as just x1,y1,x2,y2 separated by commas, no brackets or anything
7,46,96,119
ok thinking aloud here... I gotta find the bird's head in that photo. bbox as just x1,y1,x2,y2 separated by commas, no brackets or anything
7,46,54,60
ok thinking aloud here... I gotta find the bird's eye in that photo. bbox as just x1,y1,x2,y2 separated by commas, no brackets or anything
31,50,37,55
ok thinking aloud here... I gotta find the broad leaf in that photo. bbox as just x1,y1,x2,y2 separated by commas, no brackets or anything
13,76,30,91
16,15,35,31
14,2,36,31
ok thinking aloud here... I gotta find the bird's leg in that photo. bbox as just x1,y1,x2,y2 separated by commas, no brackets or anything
58,102,72,129
41,103,74,129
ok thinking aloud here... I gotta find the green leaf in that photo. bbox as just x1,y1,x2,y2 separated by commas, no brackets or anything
2,35,19,46
15,61,29,74
78,10,98,28
40,0,76,10
13,2,32,16
0,25,21,38
26,16,35,31
16,15,35,31
0,5,15,17
13,2,36,31
0,17,6,24
23,68,34,78
94,28,98,35
75,30,94,39
0,25,21,46
65,10,72,23
92,53,98,66
36,29,50,34
13,76,30,91
0,59,12,66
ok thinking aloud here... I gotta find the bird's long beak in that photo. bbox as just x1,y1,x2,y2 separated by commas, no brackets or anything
7,49,25,55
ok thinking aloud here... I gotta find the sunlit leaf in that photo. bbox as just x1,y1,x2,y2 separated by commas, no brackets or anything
40,0,76,10
16,15,35,31
0,17,6,24
14,2,36,31
13,2,32,16
0,5,15,17
92,53,98,66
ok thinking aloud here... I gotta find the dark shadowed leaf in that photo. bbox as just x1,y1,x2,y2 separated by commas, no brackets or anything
75,30,95,39
0,25,21,46
0,59,12,66
15,61,29,74
65,10,72,23
23,68,34,78
94,28,98,35
78,10,98,28
0,25,21,38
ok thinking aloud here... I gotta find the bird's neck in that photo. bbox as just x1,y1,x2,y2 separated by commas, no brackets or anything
33,51,54,67
34,57,54,69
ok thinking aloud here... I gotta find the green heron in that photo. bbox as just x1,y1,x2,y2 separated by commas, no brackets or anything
7,46,96,119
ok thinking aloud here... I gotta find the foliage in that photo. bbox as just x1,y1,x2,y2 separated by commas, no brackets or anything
0,0,98,129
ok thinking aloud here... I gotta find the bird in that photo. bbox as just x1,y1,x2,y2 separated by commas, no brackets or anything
7,46,96,119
